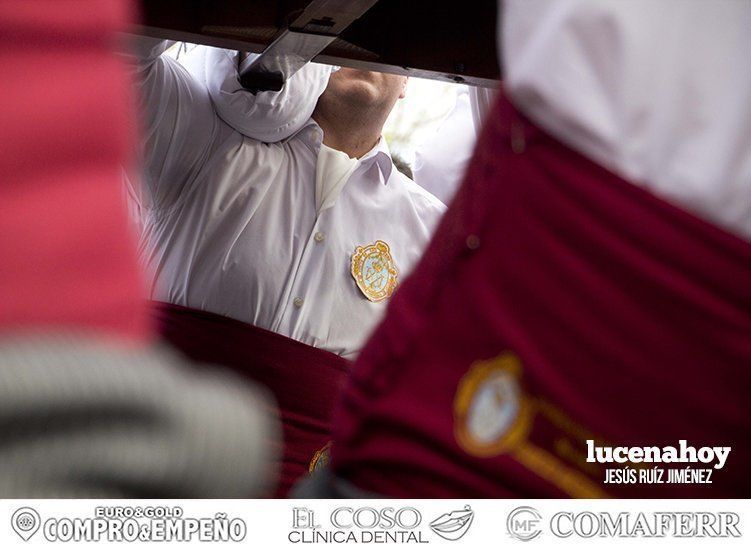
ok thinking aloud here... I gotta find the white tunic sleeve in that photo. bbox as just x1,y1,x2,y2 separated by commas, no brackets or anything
413,86,496,205
178,46,336,144
123,38,335,210
501,0,751,240
124,36,223,211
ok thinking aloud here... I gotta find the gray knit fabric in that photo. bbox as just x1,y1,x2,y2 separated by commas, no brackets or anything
0,334,279,498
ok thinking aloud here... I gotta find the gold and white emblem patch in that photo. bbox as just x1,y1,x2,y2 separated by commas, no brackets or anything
350,240,398,302
454,352,532,457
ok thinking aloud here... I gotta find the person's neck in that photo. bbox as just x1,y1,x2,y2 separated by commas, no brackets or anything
312,105,386,159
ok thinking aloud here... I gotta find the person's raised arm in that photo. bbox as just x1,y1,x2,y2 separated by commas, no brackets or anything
178,46,336,143
123,36,222,210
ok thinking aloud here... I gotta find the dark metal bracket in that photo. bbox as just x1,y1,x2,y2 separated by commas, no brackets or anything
238,0,379,92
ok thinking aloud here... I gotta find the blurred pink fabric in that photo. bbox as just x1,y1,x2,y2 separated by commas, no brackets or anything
0,0,150,342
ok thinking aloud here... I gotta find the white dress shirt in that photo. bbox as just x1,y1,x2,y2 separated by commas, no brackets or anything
502,0,751,241
315,144,360,214
127,39,446,359
414,86,496,205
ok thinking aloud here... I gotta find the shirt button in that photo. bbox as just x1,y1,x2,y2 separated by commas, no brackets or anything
314,232,325,243
293,297,304,308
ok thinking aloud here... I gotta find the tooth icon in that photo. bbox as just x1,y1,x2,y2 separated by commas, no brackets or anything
11,507,41,541
429,505,475,541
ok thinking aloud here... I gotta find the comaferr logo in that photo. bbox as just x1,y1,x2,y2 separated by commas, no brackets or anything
507,507,542,541
549,512,742,538
504,508,743,539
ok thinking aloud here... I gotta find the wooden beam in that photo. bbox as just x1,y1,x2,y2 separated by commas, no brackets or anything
136,0,500,87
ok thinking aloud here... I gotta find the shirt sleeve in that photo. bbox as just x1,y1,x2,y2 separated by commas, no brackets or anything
178,45,336,143
413,87,477,205
123,36,223,210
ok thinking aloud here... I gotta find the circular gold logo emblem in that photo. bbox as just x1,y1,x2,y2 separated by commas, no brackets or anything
454,353,532,457
351,240,399,302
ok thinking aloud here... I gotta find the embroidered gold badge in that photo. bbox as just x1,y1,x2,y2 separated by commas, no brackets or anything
453,352,532,457
309,441,332,473
350,240,398,302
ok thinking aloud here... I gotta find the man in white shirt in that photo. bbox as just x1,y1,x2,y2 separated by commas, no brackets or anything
128,40,444,359
126,38,445,496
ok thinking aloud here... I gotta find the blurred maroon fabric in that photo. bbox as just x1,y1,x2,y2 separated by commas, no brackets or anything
0,1,150,341
153,303,350,497
331,93,751,498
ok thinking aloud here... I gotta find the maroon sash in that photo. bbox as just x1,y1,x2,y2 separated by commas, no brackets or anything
330,93,751,498
152,303,349,497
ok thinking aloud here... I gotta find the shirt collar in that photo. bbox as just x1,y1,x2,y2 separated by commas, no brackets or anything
359,136,394,184
293,120,393,185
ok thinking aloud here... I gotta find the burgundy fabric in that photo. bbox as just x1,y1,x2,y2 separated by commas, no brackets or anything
153,303,350,497
331,93,751,498
0,1,150,342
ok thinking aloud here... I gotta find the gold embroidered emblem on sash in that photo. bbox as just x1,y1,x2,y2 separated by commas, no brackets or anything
454,352,532,457
350,240,398,302
309,441,333,473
